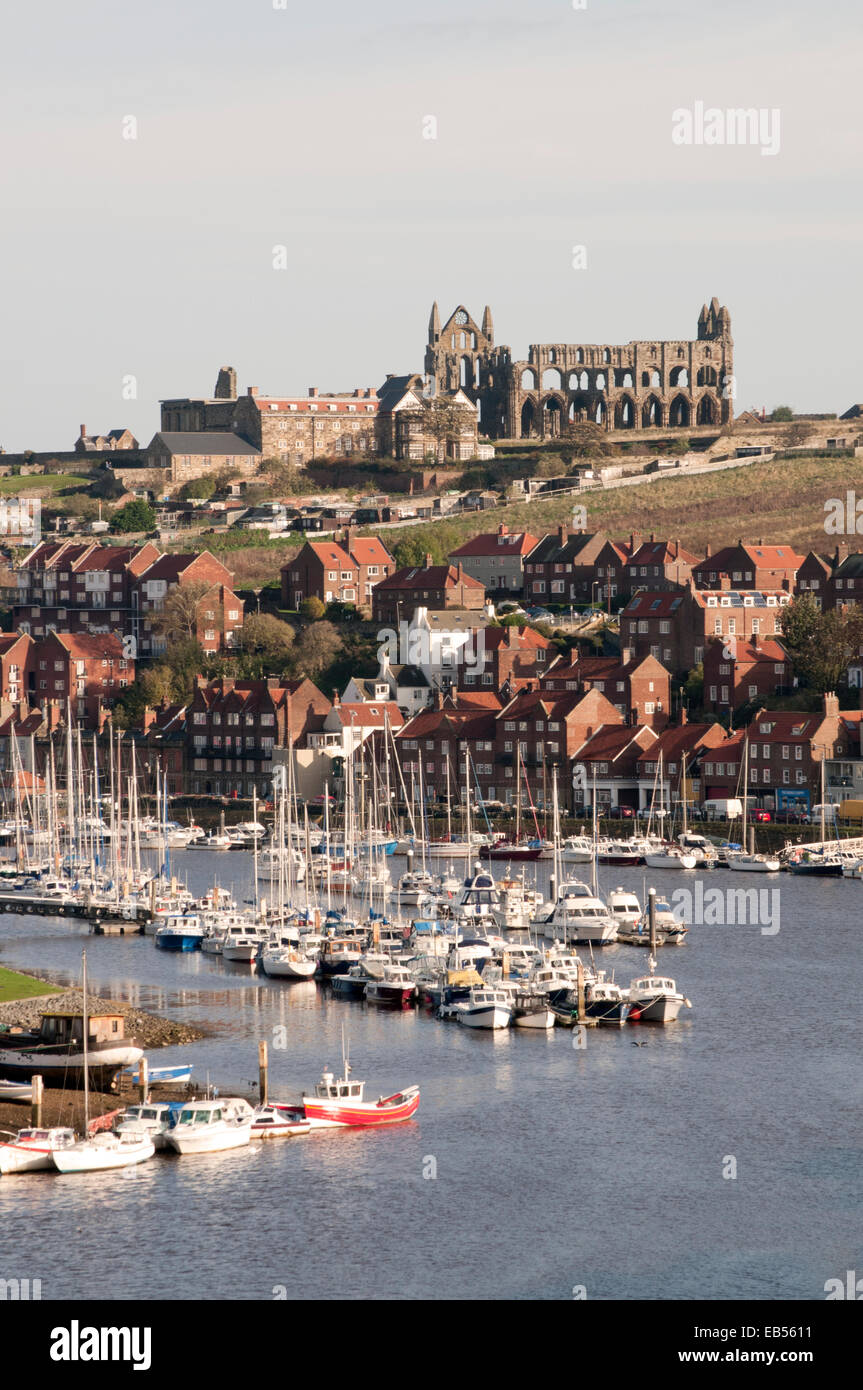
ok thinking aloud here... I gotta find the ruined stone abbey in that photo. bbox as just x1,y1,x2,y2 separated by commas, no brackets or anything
424,299,734,439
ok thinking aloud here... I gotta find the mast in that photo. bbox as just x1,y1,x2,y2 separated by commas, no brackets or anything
82,949,90,1133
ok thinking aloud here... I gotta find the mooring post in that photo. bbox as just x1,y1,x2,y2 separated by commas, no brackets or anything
258,1040,268,1106
31,1073,43,1127
576,960,585,1022
137,1057,149,1104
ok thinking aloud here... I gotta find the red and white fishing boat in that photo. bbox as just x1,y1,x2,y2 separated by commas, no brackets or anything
301,1046,419,1128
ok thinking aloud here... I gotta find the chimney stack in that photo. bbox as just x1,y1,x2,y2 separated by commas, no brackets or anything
79,424,87,440
308,387,319,398
332,689,340,706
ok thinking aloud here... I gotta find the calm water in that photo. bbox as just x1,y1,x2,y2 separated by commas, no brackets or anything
0,850,860,1301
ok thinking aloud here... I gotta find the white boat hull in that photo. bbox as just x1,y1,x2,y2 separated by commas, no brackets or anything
52,1134,155,1172
457,1004,513,1030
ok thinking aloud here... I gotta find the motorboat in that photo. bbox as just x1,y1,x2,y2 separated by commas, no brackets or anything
395,870,438,906
560,835,594,863
535,879,618,946
221,928,268,963
451,986,513,1030
154,913,205,951
677,832,717,868
260,937,318,979
606,887,641,929
120,1062,194,1086
787,847,843,877
584,978,631,1024
495,982,555,1029
115,1101,184,1150
166,1097,254,1154
627,962,691,1023
52,1128,156,1173
0,1126,77,1174
617,898,688,947
643,845,697,870
597,838,646,866
250,1104,310,1138
364,964,417,1007
0,1079,33,1102
301,1064,420,1127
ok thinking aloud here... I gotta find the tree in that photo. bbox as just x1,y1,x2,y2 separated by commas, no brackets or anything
112,499,155,533
291,620,342,679
393,535,441,569
421,397,475,463
771,405,794,422
783,419,816,450
533,455,563,478
563,422,613,459
178,474,218,502
299,596,326,620
234,612,295,676
151,580,213,646
667,436,691,456
779,593,863,694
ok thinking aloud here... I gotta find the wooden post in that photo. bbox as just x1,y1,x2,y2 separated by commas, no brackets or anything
30,1073,43,1127
576,960,585,1022
258,1040,268,1107
137,1057,149,1104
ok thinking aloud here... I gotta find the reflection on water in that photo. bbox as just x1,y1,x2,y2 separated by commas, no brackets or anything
0,852,861,1300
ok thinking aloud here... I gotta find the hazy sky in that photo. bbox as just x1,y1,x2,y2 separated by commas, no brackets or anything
1,0,861,451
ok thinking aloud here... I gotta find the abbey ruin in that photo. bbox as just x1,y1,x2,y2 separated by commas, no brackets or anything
424,299,734,440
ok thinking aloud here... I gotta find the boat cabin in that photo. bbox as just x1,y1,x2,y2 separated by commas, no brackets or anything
37,1012,126,1046
631,976,676,993
313,1070,365,1101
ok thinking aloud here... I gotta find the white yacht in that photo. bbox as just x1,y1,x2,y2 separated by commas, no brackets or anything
0,1126,77,1174
453,987,513,1030
606,887,642,929
52,1128,155,1173
115,1102,181,1150
166,1097,254,1154
536,879,618,946
627,962,691,1023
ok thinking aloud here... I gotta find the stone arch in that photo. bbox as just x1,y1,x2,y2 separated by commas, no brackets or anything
594,371,607,391
670,365,689,388
542,394,565,436
603,348,611,363
696,394,717,425
594,399,607,427
520,398,537,438
669,394,691,427
641,395,664,427
460,355,473,388
474,358,482,388
548,348,558,364
568,394,591,423
576,348,584,364
697,365,718,387
520,367,537,390
614,369,634,389
542,366,564,389
614,395,636,429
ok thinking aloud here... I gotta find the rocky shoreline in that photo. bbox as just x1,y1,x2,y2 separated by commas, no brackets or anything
0,984,206,1049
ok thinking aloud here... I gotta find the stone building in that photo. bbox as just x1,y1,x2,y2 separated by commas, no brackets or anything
424,298,733,439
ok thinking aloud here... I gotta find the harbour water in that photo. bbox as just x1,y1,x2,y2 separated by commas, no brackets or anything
0,851,860,1301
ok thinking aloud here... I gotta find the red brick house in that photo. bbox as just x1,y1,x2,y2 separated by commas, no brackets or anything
456,624,553,692
187,676,331,798
571,724,658,814
691,542,803,592
396,695,498,803
621,582,792,678
541,651,672,728
10,541,160,640
281,534,394,613
795,551,833,609
624,536,700,597
702,634,790,714
372,561,486,625
0,632,34,707
32,632,134,727
523,528,610,604
697,694,853,811
495,685,624,808
135,552,243,657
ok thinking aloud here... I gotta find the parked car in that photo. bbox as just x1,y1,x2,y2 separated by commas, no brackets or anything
746,808,772,823
773,809,810,824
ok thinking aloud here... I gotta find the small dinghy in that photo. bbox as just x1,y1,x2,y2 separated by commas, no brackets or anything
0,1080,33,1104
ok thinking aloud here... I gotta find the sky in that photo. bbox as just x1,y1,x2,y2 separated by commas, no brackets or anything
0,0,861,451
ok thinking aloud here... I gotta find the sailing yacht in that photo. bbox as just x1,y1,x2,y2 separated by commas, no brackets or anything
728,738,780,872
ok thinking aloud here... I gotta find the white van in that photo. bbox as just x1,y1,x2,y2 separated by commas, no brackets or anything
701,798,743,821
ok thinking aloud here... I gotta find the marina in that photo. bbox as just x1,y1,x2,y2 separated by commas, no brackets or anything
0,838,859,1300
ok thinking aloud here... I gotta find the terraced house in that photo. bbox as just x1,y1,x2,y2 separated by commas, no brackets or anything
186,676,330,798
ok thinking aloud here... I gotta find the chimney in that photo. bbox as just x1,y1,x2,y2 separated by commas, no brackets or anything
650,532,656,543
705,543,712,557
673,539,680,558
835,543,849,567
141,705,156,734
720,575,731,591
425,553,433,568
308,387,319,398
498,523,508,537
266,676,280,690
823,691,839,718
220,677,234,695
332,689,340,706
246,386,259,397
680,707,688,725
79,424,87,440
434,689,445,710
558,524,568,545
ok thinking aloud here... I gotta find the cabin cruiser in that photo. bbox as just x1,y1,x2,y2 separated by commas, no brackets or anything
167,1097,254,1154
221,927,268,963
0,1127,77,1174
154,913,205,952
643,845,697,870
495,981,555,1029
560,835,594,863
115,1101,184,1150
261,935,318,979
535,879,618,946
395,870,438,907
617,898,688,946
449,986,513,1030
364,963,418,1007
627,964,691,1023
493,874,541,931
450,865,503,929
598,838,646,866
606,887,641,929
677,832,717,868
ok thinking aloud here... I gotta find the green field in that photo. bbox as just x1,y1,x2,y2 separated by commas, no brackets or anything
0,474,91,494
0,966,61,1004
